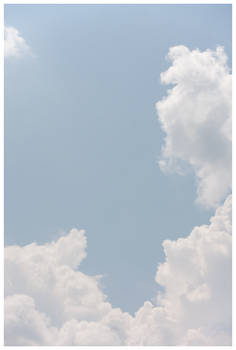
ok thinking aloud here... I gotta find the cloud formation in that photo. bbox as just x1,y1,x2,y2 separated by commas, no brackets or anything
156,46,232,208
4,26,31,58
5,229,132,345
5,195,232,345
4,46,232,345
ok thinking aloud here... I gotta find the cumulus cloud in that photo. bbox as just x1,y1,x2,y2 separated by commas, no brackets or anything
5,229,132,345
156,46,232,208
4,45,232,345
4,26,31,58
153,193,232,345
4,195,232,345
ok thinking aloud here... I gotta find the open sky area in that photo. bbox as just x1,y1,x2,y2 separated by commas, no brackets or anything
5,3,232,322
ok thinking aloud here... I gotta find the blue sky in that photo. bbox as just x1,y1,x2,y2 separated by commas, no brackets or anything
5,4,232,314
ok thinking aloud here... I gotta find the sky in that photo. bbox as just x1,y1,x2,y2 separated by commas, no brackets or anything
4,4,232,346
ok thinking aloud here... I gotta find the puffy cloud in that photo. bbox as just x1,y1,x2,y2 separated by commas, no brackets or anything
154,193,232,345
5,229,132,345
156,46,232,208
4,45,231,345
127,194,231,345
5,294,57,346
4,196,232,345
4,26,31,58
5,229,113,329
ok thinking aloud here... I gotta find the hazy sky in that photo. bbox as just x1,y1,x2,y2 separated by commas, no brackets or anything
5,4,232,315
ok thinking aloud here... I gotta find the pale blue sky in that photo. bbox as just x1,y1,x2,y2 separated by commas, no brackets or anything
5,4,231,313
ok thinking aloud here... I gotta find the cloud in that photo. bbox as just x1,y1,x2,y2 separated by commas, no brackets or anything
5,229,113,328
4,45,232,345
156,46,232,208
127,194,231,345
4,26,31,58
4,195,232,345
5,294,57,346
153,193,232,345
5,229,132,345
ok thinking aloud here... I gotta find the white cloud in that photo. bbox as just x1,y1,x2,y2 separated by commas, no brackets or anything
5,294,57,346
4,45,232,345
5,229,113,328
156,46,232,208
4,195,232,345
5,229,132,345
153,193,232,345
127,195,231,345
4,26,31,58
